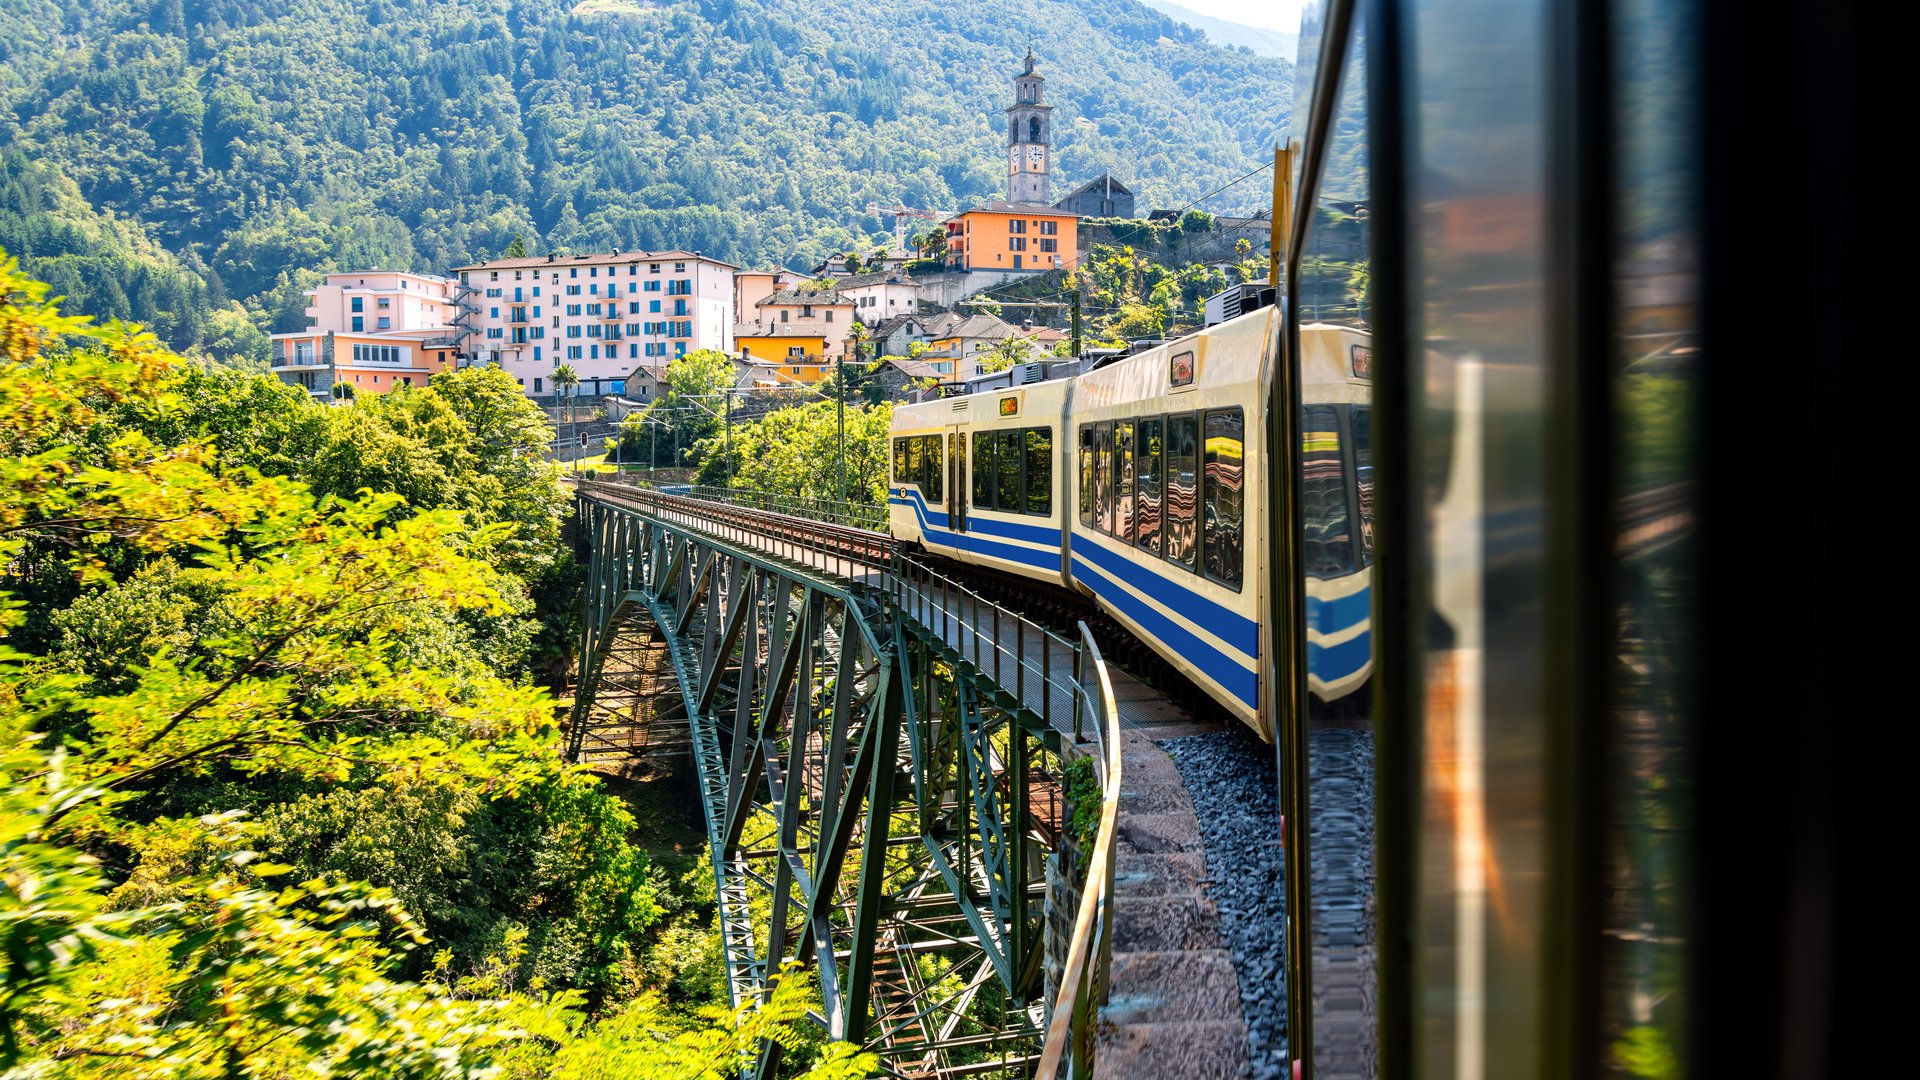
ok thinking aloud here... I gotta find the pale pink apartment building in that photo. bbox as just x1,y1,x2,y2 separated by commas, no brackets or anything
270,271,462,400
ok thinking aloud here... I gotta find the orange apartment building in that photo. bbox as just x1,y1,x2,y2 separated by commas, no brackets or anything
270,271,462,400
943,202,1078,272
737,332,832,380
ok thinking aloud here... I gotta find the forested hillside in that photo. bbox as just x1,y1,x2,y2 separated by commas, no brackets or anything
0,0,1291,354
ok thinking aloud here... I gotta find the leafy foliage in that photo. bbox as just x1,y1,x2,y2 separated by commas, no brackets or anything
0,258,870,1074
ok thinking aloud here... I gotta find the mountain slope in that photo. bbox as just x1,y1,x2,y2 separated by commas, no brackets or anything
0,0,1292,333
1142,0,1299,59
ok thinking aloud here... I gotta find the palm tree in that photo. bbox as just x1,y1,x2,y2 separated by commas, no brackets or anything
553,364,580,472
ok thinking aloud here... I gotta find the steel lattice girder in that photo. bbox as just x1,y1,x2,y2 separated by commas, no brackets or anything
568,493,1060,1078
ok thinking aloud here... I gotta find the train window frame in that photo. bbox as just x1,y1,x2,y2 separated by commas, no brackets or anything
1078,425,1094,526
1138,415,1164,557
921,434,943,502
1094,421,1113,534
995,429,1024,514
893,437,908,485
971,430,994,509
1301,404,1354,578
906,436,925,496
1025,427,1053,516
1166,412,1200,569
1115,420,1136,544
1201,407,1245,591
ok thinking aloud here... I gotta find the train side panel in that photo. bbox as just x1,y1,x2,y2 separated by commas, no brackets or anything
1063,309,1273,735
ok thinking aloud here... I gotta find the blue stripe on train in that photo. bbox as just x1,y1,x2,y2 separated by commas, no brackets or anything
1070,532,1261,659
1070,555,1259,711
891,486,1063,546
1307,586,1371,635
1308,629,1372,685
890,497,1062,573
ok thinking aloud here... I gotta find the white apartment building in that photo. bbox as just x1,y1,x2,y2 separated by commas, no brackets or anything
836,270,922,324
449,251,738,398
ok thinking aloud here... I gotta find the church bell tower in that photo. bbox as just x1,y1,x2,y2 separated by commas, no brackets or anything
1006,49,1053,205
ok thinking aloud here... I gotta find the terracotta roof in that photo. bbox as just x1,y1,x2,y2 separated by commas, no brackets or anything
450,250,741,272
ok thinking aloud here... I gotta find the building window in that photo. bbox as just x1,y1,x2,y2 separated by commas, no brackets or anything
629,302,640,314
377,297,391,308
781,311,789,322
567,305,581,316
570,268,578,277
1010,219,1027,234
674,262,686,272
377,317,391,329
649,263,660,273
567,285,581,295
490,307,499,318
351,317,364,332
825,310,833,322
1040,239,1057,253
351,344,403,364
567,346,582,359
645,280,661,292
350,297,364,312
1009,237,1027,251
1040,220,1059,235
534,346,542,361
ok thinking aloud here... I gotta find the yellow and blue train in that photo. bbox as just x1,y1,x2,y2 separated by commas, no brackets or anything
888,312,1374,737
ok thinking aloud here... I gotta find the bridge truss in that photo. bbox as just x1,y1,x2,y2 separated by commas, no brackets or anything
570,484,1101,1079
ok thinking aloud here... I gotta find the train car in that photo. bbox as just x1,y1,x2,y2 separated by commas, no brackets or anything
1064,309,1274,735
1296,322,1374,709
887,378,1072,587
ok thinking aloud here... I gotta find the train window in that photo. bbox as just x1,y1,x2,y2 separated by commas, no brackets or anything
1351,406,1374,565
972,431,994,508
893,437,908,485
1115,421,1136,543
1094,422,1113,534
1078,426,1093,526
906,436,924,494
995,430,1023,513
1137,417,1164,556
921,434,942,501
1166,413,1199,568
1202,408,1245,590
1301,405,1352,575
1025,427,1052,516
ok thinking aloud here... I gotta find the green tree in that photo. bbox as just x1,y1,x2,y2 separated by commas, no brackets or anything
978,333,1035,374
505,232,529,258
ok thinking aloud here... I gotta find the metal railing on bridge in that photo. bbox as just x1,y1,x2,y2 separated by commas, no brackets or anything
567,479,1124,1078
592,473,891,532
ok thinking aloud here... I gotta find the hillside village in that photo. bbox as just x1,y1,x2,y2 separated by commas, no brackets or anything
266,51,1278,443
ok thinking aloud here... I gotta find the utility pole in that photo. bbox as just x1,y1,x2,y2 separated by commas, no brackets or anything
725,389,733,475
1070,292,1082,357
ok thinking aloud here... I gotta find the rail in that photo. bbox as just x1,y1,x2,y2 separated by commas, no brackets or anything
1035,623,1123,1079
593,472,891,532
576,478,892,581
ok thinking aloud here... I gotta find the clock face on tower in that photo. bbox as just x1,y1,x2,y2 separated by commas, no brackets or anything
1009,145,1024,173
1026,145,1045,170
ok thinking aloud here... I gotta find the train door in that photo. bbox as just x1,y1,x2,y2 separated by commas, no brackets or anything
947,426,968,534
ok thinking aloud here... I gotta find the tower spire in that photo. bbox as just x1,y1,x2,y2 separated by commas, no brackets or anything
1006,50,1053,205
